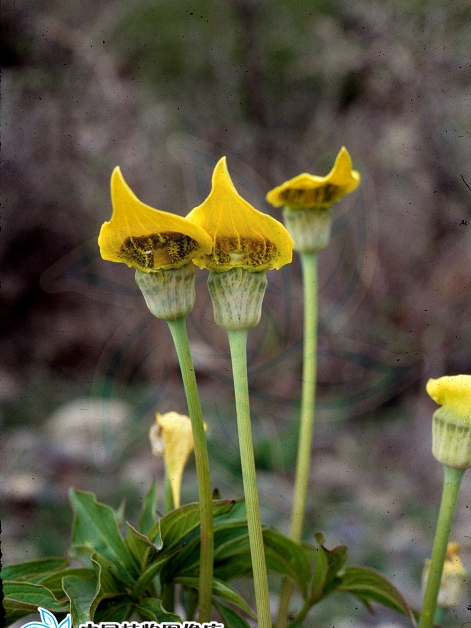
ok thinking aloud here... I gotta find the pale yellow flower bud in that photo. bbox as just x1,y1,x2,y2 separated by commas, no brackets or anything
149,411,207,508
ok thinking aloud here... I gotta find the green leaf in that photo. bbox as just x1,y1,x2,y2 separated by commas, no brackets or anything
318,541,348,598
211,521,252,582
214,601,253,628
213,552,253,582
165,520,250,579
215,525,312,595
213,521,250,559
63,572,99,626
94,595,136,622
3,599,39,627
69,544,95,568
133,549,180,599
263,529,311,596
160,535,201,579
0,558,69,582
176,576,255,618
152,499,235,552
215,498,246,521
3,581,69,619
126,522,160,570
114,499,127,526
304,543,328,603
40,568,96,599
139,479,159,536
337,566,414,620
91,553,124,598
69,489,138,585
135,597,182,622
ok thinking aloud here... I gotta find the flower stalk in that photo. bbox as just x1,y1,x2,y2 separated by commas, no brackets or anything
207,267,272,628
288,252,319,542
267,147,360,628
418,464,465,628
275,252,318,628
227,328,272,628
166,315,214,623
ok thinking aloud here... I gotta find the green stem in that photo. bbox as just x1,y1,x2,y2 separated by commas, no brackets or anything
161,582,175,614
167,316,214,624
290,252,318,540
418,464,464,628
161,466,175,615
227,329,271,628
163,463,174,514
275,252,318,628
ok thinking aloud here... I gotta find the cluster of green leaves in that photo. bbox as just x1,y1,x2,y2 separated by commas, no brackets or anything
2,483,414,628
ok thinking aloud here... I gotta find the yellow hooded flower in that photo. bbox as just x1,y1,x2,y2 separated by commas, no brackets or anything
266,147,360,209
186,157,293,272
99,167,213,273
426,375,471,418
426,374,471,469
149,411,207,508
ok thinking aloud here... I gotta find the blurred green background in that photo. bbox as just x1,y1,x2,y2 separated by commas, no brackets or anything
1,0,470,625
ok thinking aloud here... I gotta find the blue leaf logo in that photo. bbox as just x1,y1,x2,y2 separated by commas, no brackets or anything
21,608,71,628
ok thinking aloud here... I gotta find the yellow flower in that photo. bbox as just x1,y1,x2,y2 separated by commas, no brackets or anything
266,147,360,209
149,411,207,508
186,157,293,272
422,542,467,608
99,167,213,273
426,375,471,418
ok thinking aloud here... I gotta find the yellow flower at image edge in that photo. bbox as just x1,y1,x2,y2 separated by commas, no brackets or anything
426,374,471,469
186,157,293,272
266,146,360,209
149,411,207,508
426,375,471,418
98,167,212,272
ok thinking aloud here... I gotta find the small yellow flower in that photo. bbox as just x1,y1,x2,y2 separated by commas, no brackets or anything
422,542,467,608
266,147,360,209
426,374,471,469
149,411,207,508
99,167,213,273
186,157,293,272
426,375,471,418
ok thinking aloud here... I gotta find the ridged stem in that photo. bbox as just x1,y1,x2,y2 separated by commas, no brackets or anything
167,316,214,623
418,464,464,628
276,252,318,628
227,329,272,628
